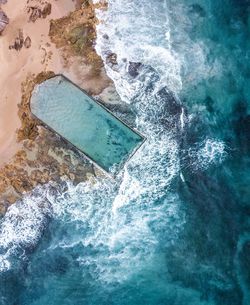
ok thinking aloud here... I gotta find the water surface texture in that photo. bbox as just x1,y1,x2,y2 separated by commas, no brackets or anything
1,0,250,305
30,75,144,172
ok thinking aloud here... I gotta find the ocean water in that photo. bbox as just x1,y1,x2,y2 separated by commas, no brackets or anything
0,0,250,304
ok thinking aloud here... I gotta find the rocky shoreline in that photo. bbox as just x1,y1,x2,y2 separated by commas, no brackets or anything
0,0,113,215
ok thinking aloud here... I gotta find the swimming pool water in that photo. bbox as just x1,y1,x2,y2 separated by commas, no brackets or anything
30,75,144,173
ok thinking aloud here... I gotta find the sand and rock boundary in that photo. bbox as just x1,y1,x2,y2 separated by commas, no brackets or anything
0,0,111,214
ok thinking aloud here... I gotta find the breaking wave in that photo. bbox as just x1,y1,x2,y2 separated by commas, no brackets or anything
1,0,246,304
0,189,52,272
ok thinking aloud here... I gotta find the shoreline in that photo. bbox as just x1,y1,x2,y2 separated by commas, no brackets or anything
0,0,112,213
0,0,111,168
0,0,77,167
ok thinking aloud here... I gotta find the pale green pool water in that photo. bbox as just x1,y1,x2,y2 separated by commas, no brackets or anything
30,75,144,173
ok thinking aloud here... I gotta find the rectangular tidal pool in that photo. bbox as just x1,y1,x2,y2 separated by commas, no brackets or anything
30,75,145,173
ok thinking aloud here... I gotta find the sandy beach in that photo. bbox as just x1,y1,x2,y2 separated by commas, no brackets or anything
0,0,112,211
0,0,77,166
0,0,110,168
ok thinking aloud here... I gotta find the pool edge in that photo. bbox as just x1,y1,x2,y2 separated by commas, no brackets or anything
29,74,147,178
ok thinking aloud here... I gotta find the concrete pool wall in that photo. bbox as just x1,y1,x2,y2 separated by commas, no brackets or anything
30,75,146,175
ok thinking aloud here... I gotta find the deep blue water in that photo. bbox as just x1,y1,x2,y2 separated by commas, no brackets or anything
0,0,250,304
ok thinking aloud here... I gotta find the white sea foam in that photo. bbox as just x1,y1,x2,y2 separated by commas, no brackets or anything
94,0,222,100
45,124,184,283
0,0,227,286
196,139,226,169
0,189,52,272
180,107,185,130
47,176,185,283
185,139,227,172
94,0,226,171
94,0,182,97
91,3,187,283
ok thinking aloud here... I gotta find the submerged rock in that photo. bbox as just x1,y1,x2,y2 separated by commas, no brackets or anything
0,10,9,34
128,61,143,78
189,4,206,17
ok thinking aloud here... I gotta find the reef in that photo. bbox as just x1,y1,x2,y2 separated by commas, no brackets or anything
0,71,99,215
49,0,106,79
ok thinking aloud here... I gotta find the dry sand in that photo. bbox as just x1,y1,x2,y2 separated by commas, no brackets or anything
0,0,77,167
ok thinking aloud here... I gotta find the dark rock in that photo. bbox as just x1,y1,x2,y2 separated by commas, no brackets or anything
27,2,51,22
14,30,24,50
128,61,142,78
41,2,51,18
81,0,91,7
9,29,24,51
24,36,32,48
106,52,118,66
0,10,9,34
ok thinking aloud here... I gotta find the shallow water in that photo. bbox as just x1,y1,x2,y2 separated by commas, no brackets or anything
0,0,250,304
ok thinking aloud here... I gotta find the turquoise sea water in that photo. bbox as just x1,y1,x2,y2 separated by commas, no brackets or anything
0,0,250,304
30,75,144,173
